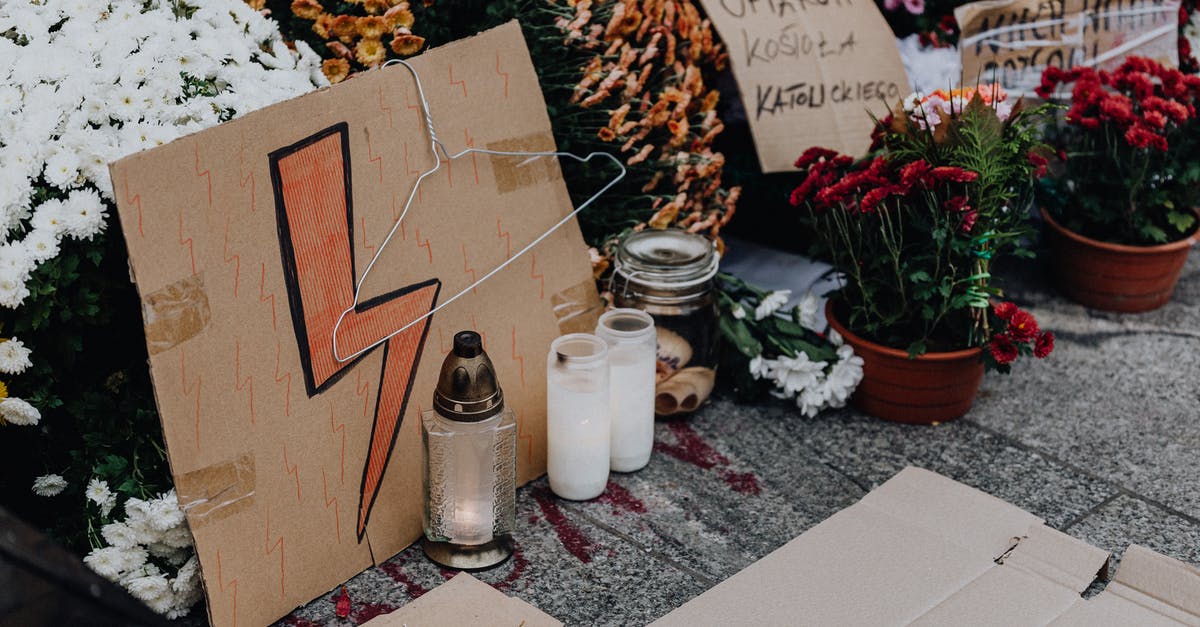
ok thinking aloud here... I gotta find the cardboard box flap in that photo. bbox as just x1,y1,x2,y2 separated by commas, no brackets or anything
859,467,1041,558
361,573,561,626
1103,545,1200,623
1003,525,1111,593
911,565,1086,627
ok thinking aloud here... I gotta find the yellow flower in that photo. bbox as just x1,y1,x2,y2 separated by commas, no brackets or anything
312,13,335,38
331,15,359,43
355,37,388,67
290,0,323,20
322,58,351,83
357,16,387,39
363,0,391,14
390,32,425,56
384,5,415,30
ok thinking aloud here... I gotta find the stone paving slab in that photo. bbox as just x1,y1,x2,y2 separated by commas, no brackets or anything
276,245,1200,626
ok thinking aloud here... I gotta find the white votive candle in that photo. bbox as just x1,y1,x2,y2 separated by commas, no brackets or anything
546,333,610,500
595,309,656,472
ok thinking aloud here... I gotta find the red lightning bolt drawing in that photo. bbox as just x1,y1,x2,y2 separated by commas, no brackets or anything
270,123,440,542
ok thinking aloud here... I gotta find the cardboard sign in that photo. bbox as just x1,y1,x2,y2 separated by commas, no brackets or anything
654,467,1200,625
957,0,1181,97
361,573,562,626
698,0,910,171
109,22,602,627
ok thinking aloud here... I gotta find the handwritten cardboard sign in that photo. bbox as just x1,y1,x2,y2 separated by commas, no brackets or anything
109,22,601,627
699,0,910,171
957,0,1181,97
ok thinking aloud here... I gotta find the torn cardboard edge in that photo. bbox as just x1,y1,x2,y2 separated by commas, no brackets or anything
361,572,561,626
653,467,1200,626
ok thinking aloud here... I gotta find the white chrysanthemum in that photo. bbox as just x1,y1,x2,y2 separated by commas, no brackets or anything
731,304,746,320
126,573,174,614
22,228,61,264
824,345,864,408
797,382,831,419
101,522,141,549
31,473,67,496
754,290,791,321
769,352,827,397
161,523,194,550
0,397,40,426
83,546,146,582
747,355,772,380
146,490,185,531
85,478,112,507
43,149,82,190
61,188,107,240
796,291,821,331
0,337,33,374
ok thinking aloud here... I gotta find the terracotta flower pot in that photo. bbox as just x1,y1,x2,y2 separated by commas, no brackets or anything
825,300,984,425
1041,208,1198,313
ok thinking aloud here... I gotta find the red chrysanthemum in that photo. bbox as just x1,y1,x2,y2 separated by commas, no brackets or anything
992,301,1018,321
989,335,1018,365
929,166,979,184
1034,331,1055,358
1007,309,1040,343
1027,151,1048,178
794,147,840,170
960,209,978,233
943,195,969,212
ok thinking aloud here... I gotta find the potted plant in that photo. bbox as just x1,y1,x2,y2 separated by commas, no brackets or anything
1036,57,1200,312
789,86,1055,424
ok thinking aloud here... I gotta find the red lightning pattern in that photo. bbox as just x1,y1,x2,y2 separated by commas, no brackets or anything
274,339,292,417
365,131,384,183
322,467,342,544
378,84,394,128
438,327,453,356
449,63,467,97
194,142,213,208
260,263,278,331
511,326,526,390
123,177,144,237
463,128,479,184
415,228,432,264
355,371,371,419
461,244,477,294
360,216,375,258
178,210,197,275
282,444,301,503
234,341,255,425
495,51,510,98
264,508,286,598
404,83,421,122
223,214,241,297
239,135,256,213
497,219,511,258
329,402,346,484
216,550,240,627
181,348,203,449
470,314,487,351
530,253,545,300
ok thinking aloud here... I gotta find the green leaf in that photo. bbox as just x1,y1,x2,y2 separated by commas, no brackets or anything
908,270,931,283
1167,211,1195,234
718,315,763,358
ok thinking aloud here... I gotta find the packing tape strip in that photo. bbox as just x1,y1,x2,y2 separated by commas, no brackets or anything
176,452,256,528
143,273,212,355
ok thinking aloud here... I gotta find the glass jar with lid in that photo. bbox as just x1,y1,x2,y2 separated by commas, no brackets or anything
612,229,719,416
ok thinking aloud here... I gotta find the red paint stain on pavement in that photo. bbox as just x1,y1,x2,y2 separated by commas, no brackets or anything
533,488,596,563
653,422,729,468
654,422,764,496
720,469,762,495
353,602,397,624
596,481,647,514
495,544,529,590
378,559,430,599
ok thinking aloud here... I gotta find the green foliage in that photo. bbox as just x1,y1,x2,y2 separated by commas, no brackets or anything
1040,120,1200,246
803,94,1052,356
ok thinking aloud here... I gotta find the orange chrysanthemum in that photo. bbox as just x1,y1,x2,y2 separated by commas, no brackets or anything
322,58,351,84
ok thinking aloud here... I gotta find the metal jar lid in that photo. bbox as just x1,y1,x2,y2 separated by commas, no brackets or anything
613,229,719,296
433,331,504,422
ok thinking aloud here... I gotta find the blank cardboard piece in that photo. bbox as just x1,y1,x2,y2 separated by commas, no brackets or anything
957,0,1181,98
698,0,910,171
654,467,1200,626
108,22,600,627
361,573,561,626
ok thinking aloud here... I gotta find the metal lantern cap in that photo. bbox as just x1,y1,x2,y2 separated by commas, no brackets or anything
433,331,504,422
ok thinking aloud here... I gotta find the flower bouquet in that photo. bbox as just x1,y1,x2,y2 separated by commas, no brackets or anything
717,275,863,418
789,86,1054,422
1036,57,1200,311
